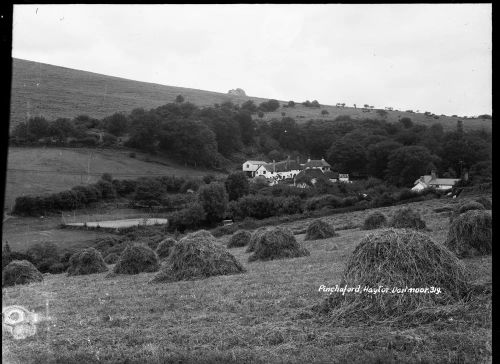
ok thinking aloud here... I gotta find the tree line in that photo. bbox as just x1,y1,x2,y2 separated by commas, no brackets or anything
10,97,491,186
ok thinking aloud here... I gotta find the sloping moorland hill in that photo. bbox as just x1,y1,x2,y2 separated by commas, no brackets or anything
10,58,491,131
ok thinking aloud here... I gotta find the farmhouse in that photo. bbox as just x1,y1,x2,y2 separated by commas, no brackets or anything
412,171,460,191
242,160,267,177
254,160,302,185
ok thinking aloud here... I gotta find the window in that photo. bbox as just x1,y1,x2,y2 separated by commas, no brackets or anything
246,164,250,168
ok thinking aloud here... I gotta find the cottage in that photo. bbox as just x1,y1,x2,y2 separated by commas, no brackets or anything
302,157,331,172
412,171,460,191
242,160,267,177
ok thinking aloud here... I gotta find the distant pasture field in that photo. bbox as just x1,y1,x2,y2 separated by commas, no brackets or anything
4,147,216,210
2,194,491,363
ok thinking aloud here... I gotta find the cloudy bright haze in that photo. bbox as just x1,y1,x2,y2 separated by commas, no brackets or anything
13,4,491,116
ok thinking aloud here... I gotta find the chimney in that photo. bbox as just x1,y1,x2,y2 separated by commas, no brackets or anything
307,156,311,162
431,170,437,180
273,160,276,173
296,156,300,164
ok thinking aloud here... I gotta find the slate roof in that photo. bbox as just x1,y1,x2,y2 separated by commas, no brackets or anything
260,160,302,173
303,159,331,168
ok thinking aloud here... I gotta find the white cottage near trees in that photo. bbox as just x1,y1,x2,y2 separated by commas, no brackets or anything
242,160,267,177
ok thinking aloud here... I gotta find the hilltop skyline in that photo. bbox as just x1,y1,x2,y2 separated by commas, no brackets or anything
13,4,492,116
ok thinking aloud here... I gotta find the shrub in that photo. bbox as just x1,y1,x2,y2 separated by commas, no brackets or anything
67,248,108,276
113,245,160,274
248,227,310,262
475,196,492,210
305,195,343,211
2,260,43,287
315,229,471,325
198,182,228,224
389,207,426,230
156,237,177,259
446,210,492,258
278,196,303,215
104,253,120,264
305,220,338,241
225,172,250,201
150,230,245,283
363,212,387,230
227,230,251,248
167,202,206,232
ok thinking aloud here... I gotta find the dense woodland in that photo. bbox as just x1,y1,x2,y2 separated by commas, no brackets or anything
10,97,492,188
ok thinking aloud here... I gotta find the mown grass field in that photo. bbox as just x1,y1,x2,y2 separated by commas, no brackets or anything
11,58,491,131
3,147,217,210
2,194,492,363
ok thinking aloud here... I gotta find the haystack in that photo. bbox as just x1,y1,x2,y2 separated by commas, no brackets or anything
227,230,251,248
363,211,387,230
449,201,485,223
446,210,492,258
316,229,471,325
475,196,492,210
150,231,245,283
104,253,119,264
156,237,177,259
67,247,108,276
248,227,310,262
305,220,337,241
389,207,426,230
2,260,43,287
246,227,269,253
113,245,160,274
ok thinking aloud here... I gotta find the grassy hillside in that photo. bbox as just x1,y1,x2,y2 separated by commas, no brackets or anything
4,147,217,210
10,58,491,131
2,195,492,363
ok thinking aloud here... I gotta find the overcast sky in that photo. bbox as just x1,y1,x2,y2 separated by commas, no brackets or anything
12,4,491,116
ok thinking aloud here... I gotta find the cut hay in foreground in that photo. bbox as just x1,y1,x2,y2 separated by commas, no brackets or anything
446,210,492,258
363,211,387,230
304,220,338,241
227,230,251,248
67,247,108,276
113,245,160,274
316,229,471,326
389,207,426,230
248,227,310,262
156,237,177,259
150,231,245,283
2,260,43,287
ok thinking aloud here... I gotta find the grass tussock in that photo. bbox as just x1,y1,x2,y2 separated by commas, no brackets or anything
227,230,251,248
248,227,310,262
446,210,492,258
390,207,426,230
363,211,387,230
156,237,177,259
2,260,43,287
316,229,472,326
67,247,108,276
150,230,245,283
304,219,338,240
113,245,160,274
